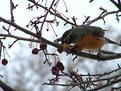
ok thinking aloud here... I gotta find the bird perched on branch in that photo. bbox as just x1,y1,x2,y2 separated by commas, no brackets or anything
54,25,120,53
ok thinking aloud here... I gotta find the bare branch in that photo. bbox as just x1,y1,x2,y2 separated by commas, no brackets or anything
39,0,56,34
0,1,121,91
0,16,59,48
0,17,37,37
86,10,119,25
67,49,121,61
0,80,16,91
87,78,121,91
0,34,39,43
44,67,121,91
27,0,77,26
0,17,121,61
110,0,121,11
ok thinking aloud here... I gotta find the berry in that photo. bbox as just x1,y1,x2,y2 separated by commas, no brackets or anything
52,66,59,75
40,43,47,50
56,61,64,71
32,48,39,55
1,58,8,65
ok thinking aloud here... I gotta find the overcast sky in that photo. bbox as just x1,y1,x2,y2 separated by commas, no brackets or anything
0,0,121,91
0,0,121,55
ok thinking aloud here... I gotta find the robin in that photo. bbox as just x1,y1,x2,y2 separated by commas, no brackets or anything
57,25,106,53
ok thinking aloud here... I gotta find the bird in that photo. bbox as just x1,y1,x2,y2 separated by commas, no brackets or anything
57,25,106,53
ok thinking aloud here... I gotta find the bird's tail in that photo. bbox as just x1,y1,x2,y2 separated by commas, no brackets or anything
105,38,121,46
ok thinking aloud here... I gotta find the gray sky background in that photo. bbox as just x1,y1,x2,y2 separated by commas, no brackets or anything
0,0,121,91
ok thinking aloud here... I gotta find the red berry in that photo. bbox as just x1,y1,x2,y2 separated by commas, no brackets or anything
40,43,47,50
1,58,8,65
52,66,59,76
32,48,39,55
56,61,64,71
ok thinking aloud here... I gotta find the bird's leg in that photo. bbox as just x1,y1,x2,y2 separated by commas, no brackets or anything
88,51,92,54
97,49,102,61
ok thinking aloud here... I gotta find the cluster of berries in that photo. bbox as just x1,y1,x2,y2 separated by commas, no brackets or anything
32,43,47,55
52,61,64,76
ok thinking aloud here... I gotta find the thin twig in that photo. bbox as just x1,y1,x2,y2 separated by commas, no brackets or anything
86,10,119,25
0,80,16,91
28,0,77,26
39,0,56,34
87,78,121,91
0,15,121,61
0,17,59,48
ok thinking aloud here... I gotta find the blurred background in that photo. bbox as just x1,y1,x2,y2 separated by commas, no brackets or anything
0,0,121,91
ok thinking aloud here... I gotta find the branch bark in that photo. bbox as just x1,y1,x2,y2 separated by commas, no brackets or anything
0,80,16,91
0,1,121,91
0,17,59,48
86,10,119,25
0,16,121,61
27,0,77,26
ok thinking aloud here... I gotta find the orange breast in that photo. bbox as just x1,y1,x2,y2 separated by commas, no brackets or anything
74,34,105,52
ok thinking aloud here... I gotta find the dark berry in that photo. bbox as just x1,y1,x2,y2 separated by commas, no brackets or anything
56,61,64,71
2,58,8,65
52,66,59,75
32,48,39,55
40,43,47,50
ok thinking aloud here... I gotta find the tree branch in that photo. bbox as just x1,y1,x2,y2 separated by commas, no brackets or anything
0,16,59,48
86,10,119,25
44,68,121,91
110,0,121,11
27,0,120,26
0,1,121,91
0,17,37,37
27,0,77,26
39,0,56,34
70,50,121,61
1,16,121,61
44,75,121,91
0,80,16,91
0,34,39,43
87,78,121,91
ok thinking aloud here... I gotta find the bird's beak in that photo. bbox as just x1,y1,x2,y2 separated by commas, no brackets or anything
62,43,69,51
57,43,69,53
